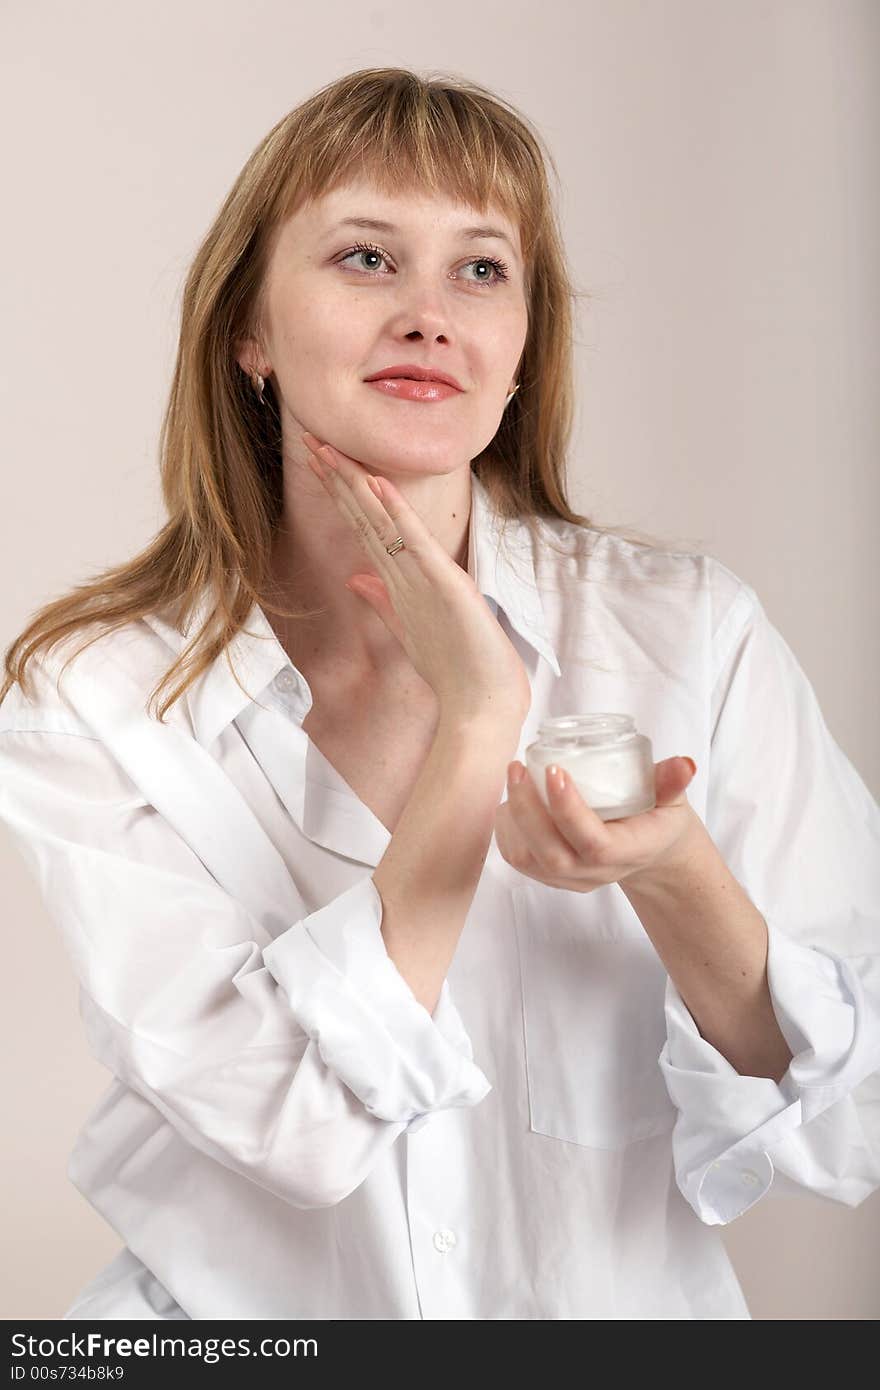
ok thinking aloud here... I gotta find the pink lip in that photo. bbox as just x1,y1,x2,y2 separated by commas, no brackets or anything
363,364,464,390
365,378,461,402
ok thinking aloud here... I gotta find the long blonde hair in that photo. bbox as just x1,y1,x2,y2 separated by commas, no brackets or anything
2,66,682,723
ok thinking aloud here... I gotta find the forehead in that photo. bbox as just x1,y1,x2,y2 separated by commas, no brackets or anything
288,176,522,255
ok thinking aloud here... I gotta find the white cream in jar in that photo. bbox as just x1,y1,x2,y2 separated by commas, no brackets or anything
524,713,656,820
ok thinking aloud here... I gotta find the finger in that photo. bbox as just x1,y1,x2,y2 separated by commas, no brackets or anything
506,764,583,873
533,761,675,871
494,802,541,875
302,430,389,521
509,762,610,866
361,473,454,582
303,435,385,523
302,440,404,583
304,435,449,584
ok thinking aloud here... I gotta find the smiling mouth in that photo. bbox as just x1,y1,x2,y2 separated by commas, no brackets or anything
364,377,462,401
363,366,464,391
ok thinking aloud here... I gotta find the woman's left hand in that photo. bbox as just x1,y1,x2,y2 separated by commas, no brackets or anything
495,757,703,894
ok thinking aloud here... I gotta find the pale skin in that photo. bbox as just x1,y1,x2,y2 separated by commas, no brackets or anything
307,444,795,1086
235,174,526,685
498,760,795,1084
239,175,794,1087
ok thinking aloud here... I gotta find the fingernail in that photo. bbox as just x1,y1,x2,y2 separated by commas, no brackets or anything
317,445,337,469
548,764,566,792
681,757,697,776
509,763,525,786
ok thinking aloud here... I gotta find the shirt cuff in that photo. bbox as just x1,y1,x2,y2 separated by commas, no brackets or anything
658,917,869,1224
262,874,493,1126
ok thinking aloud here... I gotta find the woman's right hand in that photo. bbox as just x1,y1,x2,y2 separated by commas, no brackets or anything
300,432,532,729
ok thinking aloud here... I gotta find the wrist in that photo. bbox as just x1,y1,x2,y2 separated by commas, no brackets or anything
436,704,526,745
620,807,717,901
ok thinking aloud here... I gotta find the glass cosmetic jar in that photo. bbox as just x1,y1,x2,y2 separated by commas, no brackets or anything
524,713,656,821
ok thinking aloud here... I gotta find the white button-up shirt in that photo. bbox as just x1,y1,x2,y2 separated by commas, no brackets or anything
2,472,879,1321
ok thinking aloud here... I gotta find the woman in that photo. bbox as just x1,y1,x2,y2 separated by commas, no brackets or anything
2,68,879,1321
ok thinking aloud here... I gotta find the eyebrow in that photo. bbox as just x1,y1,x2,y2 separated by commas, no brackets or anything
328,216,518,257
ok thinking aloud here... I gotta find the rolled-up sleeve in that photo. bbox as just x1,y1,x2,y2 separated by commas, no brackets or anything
262,873,492,1123
658,577,880,1225
0,724,491,1209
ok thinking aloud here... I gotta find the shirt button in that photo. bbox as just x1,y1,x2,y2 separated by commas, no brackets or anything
433,1228,457,1253
740,1168,761,1187
277,670,297,691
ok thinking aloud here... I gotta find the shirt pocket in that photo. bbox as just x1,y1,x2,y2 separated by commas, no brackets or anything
512,881,677,1151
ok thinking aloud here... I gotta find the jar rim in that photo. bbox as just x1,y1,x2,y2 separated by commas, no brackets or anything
535,713,637,747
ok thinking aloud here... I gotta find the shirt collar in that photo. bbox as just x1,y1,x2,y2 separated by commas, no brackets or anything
142,470,561,751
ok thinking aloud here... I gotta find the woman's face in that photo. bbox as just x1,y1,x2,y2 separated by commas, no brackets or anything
246,175,529,477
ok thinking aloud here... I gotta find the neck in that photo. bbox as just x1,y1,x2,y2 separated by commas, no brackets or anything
266,451,474,682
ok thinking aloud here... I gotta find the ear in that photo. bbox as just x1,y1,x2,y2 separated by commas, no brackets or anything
234,336,266,379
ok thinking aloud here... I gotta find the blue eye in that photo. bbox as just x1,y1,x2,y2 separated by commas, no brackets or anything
337,240,510,287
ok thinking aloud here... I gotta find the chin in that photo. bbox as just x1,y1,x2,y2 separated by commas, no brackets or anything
358,445,464,475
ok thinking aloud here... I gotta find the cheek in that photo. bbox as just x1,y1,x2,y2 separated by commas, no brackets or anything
473,306,528,377
501,302,529,362
279,298,369,381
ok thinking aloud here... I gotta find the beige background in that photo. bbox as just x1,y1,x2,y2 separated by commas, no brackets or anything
2,0,878,1320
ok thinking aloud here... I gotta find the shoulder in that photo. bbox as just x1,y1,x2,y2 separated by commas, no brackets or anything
531,513,756,629
0,614,184,740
